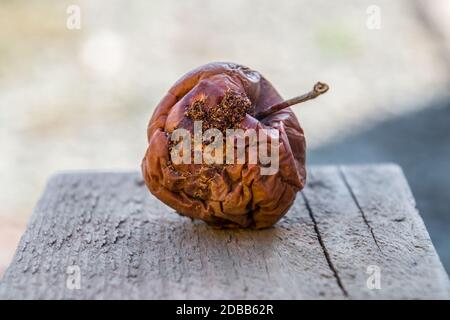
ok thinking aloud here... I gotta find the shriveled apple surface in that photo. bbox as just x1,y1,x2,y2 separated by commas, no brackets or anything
0,164,448,299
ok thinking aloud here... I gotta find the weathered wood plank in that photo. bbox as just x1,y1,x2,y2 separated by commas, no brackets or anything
0,171,340,299
302,164,449,299
340,164,450,299
0,165,447,299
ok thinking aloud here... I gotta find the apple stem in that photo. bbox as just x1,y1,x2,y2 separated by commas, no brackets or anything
256,82,329,119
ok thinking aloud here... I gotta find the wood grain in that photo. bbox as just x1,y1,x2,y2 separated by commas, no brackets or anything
0,164,448,299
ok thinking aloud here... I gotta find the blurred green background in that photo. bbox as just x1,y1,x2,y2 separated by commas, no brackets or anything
0,0,449,276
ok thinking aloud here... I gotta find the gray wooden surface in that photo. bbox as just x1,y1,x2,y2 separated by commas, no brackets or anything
0,164,448,299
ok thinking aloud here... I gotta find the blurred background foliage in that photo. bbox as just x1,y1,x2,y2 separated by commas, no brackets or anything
0,0,449,275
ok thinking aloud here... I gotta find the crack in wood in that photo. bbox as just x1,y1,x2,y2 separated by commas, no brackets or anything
338,167,383,252
301,192,349,297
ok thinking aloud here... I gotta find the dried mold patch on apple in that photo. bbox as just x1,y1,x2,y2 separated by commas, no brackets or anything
185,89,254,133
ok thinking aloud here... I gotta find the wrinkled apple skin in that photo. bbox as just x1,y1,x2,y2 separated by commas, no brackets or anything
141,62,306,228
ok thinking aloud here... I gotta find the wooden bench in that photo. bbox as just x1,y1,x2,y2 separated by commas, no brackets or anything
0,164,448,299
